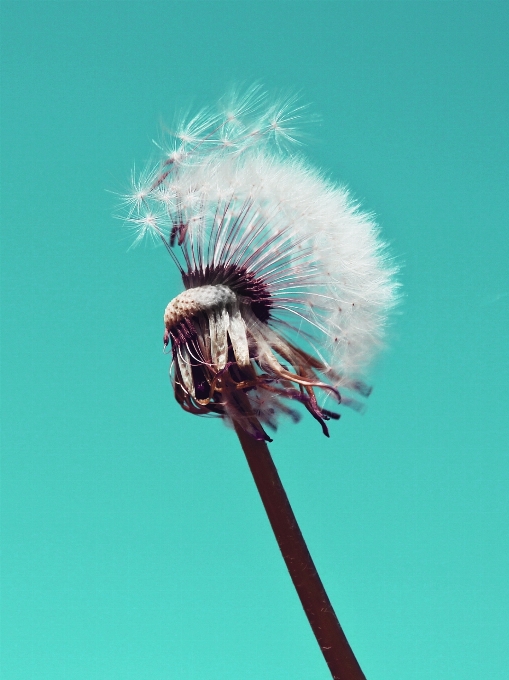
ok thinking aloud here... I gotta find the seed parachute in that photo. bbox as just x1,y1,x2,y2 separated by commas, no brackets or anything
122,88,398,440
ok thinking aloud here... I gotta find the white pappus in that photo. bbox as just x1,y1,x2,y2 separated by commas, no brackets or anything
122,88,398,441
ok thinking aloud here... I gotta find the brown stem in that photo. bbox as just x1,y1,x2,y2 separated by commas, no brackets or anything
233,420,366,680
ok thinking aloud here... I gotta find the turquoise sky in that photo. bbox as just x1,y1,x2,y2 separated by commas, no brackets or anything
1,3,508,679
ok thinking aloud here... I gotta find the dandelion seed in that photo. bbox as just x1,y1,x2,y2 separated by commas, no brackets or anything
123,89,397,441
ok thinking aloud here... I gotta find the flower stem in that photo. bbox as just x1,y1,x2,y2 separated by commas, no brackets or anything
233,420,366,680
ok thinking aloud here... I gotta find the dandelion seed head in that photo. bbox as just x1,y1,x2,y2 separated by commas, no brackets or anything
122,88,399,440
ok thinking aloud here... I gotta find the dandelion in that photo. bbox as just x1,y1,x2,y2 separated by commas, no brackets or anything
122,88,398,680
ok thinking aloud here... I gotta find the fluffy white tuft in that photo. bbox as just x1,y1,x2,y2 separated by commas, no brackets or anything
123,89,398,417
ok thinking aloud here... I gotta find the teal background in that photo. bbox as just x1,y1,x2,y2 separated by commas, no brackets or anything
1,2,508,679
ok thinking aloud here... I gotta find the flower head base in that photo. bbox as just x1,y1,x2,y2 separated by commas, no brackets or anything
124,89,398,440
164,281,345,441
